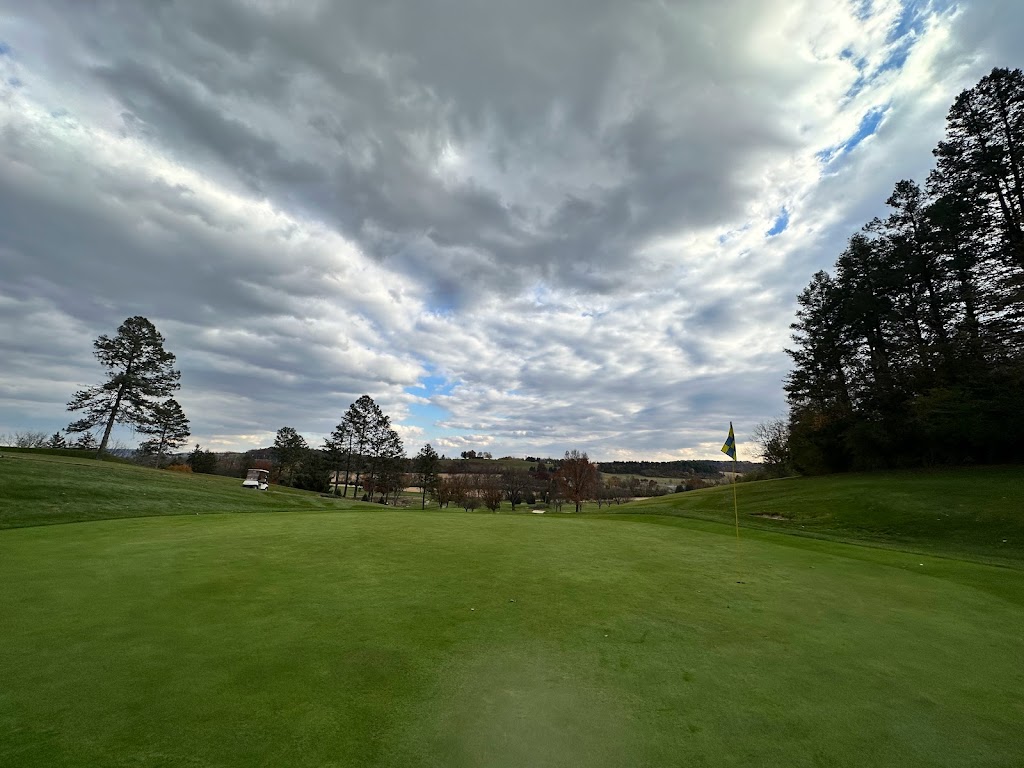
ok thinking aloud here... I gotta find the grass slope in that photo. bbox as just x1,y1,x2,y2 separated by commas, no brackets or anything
619,466,1024,566
0,452,366,528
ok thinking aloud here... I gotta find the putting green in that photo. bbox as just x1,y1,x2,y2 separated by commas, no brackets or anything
2,511,1022,767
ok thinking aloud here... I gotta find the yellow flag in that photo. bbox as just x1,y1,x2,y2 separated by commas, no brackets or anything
721,422,737,460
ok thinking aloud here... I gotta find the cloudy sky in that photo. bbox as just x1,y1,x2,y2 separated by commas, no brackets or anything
0,1,1019,460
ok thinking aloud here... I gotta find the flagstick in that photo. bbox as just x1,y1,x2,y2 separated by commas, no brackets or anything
721,422,743,583
729,456,745,581
732,455,740,541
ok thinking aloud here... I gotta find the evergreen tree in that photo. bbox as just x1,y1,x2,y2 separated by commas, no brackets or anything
338,396,381,498
137,398,190,467
784,67,1024,470
413,443,440,509
272,427,308,485
187,444,219,474
66,316,181,456
291,449,331,493
933,67,1024,270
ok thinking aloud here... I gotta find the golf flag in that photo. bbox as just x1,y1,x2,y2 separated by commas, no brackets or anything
721,422,737,460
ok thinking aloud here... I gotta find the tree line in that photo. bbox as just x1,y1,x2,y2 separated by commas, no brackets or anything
51,316,739,500
783,67,1024,473
270,409,620,512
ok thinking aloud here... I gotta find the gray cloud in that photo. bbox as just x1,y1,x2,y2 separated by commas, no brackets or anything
1,0,1021,458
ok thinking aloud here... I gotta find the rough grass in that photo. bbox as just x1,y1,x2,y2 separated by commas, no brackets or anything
1,457,1022,766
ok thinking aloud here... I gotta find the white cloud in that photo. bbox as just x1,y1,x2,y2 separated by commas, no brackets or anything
0,0,1019,458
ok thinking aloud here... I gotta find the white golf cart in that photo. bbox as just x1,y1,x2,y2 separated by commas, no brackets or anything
242,468,270,490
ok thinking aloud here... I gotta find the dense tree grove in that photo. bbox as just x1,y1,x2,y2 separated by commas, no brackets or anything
326,395,405,502
786,68,1024,472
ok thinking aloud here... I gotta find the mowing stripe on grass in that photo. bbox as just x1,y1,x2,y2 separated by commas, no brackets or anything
2,511,1022,767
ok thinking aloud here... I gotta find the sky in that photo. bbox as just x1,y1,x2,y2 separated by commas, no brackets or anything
0,0,1020,461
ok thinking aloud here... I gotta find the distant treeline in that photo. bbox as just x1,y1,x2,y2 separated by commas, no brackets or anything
596,460,757,477
785,67,1024,473
169,451,752,481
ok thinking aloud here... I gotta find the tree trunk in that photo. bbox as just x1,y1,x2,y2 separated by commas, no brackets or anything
98,380,127,457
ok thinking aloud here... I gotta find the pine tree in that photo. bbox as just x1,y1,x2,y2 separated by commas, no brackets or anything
66,316,180,456
138,398,190,467
272,427,308,486
413,443,440,509
187,444,219,474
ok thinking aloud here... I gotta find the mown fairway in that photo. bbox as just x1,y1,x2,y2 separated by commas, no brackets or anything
1,455,1022,767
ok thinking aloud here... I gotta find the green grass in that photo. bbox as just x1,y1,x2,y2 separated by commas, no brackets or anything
1,445,135,461
0,452,365,528
619,466,1024,566
1,458,1023,766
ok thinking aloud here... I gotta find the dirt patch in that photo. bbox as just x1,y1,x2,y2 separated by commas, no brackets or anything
750,513,789,521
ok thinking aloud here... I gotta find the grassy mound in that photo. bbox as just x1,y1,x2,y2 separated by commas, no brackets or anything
0,452,365,529
618,466,1024,565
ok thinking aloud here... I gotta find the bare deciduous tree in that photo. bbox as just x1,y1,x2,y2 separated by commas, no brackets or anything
555,450,598,513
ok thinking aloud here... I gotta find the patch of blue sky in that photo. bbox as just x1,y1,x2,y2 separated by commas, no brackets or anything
405,400,450,429
837,48,870,101
844,73,869,102
886,0,927,44
411,373,455,397
878,40,913,74
842,105,888,153
766,208,789,238
851,0,873,22
816,104,888,168
405,370,455,426
0,42,11,56
878,0,955,74
404,371,454,436
816,145,840,164
7,76,21,88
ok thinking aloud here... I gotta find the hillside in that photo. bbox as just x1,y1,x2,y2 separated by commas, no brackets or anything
0,452,367,529
615,466,1024,566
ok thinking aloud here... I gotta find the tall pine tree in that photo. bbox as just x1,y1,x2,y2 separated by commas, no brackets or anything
66,316,181,456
